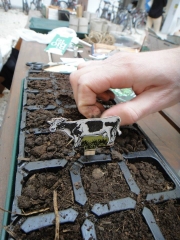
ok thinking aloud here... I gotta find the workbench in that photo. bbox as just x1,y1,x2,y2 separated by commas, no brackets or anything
0,38,180,234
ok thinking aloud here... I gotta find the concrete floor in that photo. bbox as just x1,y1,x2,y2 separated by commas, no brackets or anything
0,7,28,127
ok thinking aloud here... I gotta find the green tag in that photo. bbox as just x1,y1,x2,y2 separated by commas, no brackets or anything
45,34,72,55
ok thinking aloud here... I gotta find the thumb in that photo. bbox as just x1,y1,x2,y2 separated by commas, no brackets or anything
101,87,166,125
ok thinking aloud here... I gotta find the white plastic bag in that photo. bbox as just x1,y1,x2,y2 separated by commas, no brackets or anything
0,48,3,71
18,27,77,44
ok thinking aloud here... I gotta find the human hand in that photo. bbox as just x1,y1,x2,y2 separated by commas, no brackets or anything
70,47,180,125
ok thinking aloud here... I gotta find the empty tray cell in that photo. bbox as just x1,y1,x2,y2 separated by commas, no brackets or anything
81,162,132,207
26,79,54,91
114,127,147,154
24,132,74,161
127,158,175,200
25,92,57,107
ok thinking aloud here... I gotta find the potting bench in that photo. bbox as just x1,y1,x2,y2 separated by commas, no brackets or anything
0,38,180,235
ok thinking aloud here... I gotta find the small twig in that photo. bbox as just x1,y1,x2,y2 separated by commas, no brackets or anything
63,229,73,233
71,190,74,204
3,226,17,239
19,208,49,216
53,190,60,240
0,207,13,214
65,138,73,147
17,157,30,161
0,207,49,216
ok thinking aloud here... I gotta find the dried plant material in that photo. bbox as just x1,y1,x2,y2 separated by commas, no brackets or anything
17,157,30,161
111,149,124,161
53,190,60,240
0,206,49,217
65,138,73,147
19,208,49,216
84,149,95,155
0,207,13,214
71,190,74,204
4,226,17,239
85,31,115,45
92,168,104,179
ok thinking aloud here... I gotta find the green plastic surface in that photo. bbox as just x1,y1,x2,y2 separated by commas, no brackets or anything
29,17,88,39
0,79,24,240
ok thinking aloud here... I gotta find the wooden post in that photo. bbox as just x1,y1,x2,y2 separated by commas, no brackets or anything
78,0,88,11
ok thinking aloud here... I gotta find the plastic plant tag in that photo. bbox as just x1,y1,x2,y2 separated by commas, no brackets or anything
111,88,136,103
44,64,77,73
44,34,72,55
48,116,121,149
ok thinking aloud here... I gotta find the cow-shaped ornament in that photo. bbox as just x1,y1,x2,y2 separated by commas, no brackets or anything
48,116,121,148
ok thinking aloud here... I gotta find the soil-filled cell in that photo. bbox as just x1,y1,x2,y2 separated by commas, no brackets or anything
128,159,175,197
18,168,73,212
114,128,147,154
28,71,51,78
24,132,75,161
27,79,54,91
81,162,132,206
26,92,57,107
148,199,180,240
25,109,61,131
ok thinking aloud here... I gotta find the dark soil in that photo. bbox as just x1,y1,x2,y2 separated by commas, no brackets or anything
26,92,56,107
27,80,53,90
28,72,51,78
9,71,180,240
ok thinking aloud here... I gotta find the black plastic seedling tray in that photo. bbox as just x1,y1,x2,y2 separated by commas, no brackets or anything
2,71,180,240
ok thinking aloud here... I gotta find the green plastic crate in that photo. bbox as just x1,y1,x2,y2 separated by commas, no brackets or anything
29,17,88,39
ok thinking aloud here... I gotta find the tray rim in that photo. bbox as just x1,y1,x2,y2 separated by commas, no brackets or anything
0,79,25,240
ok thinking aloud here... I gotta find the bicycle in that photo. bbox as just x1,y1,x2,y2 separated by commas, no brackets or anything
96,0,113,21
22,0,29,15
111,0,124,24
135,10,147,35
1,0,11,12
22,0,42,15
30,0,42,10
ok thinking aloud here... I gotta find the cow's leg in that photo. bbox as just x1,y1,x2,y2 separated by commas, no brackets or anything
116,120,122,136
77,136,82,147
106,127,113,145
73,135,79,148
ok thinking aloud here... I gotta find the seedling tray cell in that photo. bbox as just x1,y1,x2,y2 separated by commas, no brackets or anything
2,70,180,240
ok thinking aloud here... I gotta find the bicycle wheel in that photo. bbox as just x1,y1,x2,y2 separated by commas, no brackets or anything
2,0,9,11
119,13,129,31
36,0,42,10
23,0,29,15
135,17,146,34
100,9,108,19
8,0,11,9
57,1,68,9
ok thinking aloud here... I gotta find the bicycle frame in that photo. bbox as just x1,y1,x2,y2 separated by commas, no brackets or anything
1,0,11,11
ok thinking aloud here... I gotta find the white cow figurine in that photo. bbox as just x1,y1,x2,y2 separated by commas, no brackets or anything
48,116,121,148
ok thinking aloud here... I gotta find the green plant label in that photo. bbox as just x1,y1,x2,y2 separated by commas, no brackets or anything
45,34,72,55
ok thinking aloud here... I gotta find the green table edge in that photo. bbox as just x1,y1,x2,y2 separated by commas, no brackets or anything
1,78,24,239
